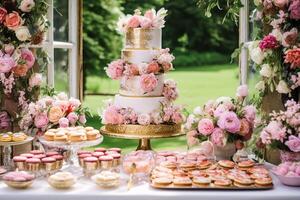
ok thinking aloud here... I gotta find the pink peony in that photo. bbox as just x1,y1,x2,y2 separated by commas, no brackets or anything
67,112,78,125
172,110,183,124
0,54,15,73
259,35,278,50
103,106,124,125
285,135,300,152
140,17,152,28
273,0,288,8
217,111,241,133
210,128,225,147
260,129,272,144
144,9,155,20
137,113,151,125
140,73,158,93
289,0,300,20
239,118,251,136
79,114,87,124
157,51,175,64
106,59,124,80
198,118,214,135
243,105,256,123
29,73,42,88
34,113,49,128
186,130,199,147
0,7,7,23
162,79,178,101
4,11,21,30
213,105,228,118
124,64,139,76
236,84,248,98
59,117,69,128
282,28,298,47
147,61,160,74
127,15,140,28
21,48,35,68
162,62,173,72
285,48,300,69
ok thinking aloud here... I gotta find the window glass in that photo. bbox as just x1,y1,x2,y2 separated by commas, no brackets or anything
53,0,69,42
54,48,69,93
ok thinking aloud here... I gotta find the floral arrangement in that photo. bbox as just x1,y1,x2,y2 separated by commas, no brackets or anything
105,48,175,80
117,8,167,33
101,99,184,126
248,0,300,102
258,99,300,154
19,92,88,136
0,0,49,118
185,85,256,149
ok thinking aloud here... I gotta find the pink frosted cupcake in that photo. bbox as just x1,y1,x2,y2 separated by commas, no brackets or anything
20,153,34,158
78,153,91,166
51,155,64,169
42,157,57,172
99,155,113,169
13,156,27,171
30,150,44,155
33,154,46,160
3,171,35,189
111,153,121,167
94,147,106,153
26,158,41,171
77,150,92,155
46,151,59,157
92,152,105,158
83,156,99,172
108,148,121,153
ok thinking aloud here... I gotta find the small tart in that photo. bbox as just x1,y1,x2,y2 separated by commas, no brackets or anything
85,126,95,131
12,133,26,142
250,173,270,180
214,179,232,187
160,161,177,170
92,171,120,188
0,134,12,142
248,167,269,175
234,177,254,185
48,172,76,189
193,176,211,186
153,166,173,174
173,177,192,186
198,160,212,170
189,170,208,178
254,177,272,186
218,160,235,169
238,160,255,169
173,169,188,177
153,177,173,186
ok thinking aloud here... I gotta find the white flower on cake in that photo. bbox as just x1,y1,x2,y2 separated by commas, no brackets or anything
137,113,151,125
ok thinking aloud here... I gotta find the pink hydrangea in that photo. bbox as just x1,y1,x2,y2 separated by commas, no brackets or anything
211,128,225,147
259,35,278,50
285,135,300,152
217,111,241,133
59,117,69,128
140,73,158,93
0,54,15,73
289,0,300,20
67,112,78,125
103,106,124,125
106,59,124,80
198,118,214,135
20,48,35,68
137,113,151,125
34,113,49,128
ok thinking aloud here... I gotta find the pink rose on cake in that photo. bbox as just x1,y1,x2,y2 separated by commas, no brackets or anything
140,73,158,93
172,107,184,124
103,105,124,125
163,79,178,101
140,17,152,28
127,15,140,28
59,117,69,128
137,113,151,125
217,111,241,133
157,49,175,65
147,61,160,74
151,112,163,124
124,64,139,76
198,118,214,135
34,113,49,129
106,59,124,80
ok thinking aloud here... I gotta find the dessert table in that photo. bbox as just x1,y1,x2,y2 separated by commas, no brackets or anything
1,172,299,200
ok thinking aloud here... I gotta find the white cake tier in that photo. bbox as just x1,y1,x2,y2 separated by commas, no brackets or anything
122,49,160,64
114,94,165,114
120,74,164,96
125,28,161,49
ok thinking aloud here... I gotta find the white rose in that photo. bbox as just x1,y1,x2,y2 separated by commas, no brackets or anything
216,96,232,104
250,47,264,65
276,80,291,94
259,64,273,78
15,26,31,41
19,0,35,12
255,81,265,92
271,29,282,42
193,106,203,115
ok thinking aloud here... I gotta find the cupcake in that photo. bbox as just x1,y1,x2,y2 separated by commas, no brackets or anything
30,150,44,155
94,147,106,153
20,153,34,158
3,171,35,189
51,154,64,169
13,156,27,170
108,148,121,154
99,155,113,170
78,153,91,166
92,152,105,158
42,157,57,172
111,153,121,167
26,158,41,171
46,151,59,157
83,156,99,173
33,154,47,160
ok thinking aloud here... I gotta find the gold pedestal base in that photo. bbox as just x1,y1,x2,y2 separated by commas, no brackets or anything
137,138,152,150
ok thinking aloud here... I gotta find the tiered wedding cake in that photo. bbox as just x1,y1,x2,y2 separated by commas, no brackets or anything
102,8,184,136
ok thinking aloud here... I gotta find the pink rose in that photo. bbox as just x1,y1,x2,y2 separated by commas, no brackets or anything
79,115,87,124
0,7,7,23
106,59,124,80
213,105,228,118
285,48,300,69
34,113,49,128
158,52,175,64
285,136,300,152
67,112,78,125
124,64,139,76
289,0,300,20
13,64,28,77
236,84,248,98
137,113,151,125
48,106,64,123
211,128,225,147
21,48,35,68
144,9,155,20
29,73,42,88
147,62,160,74
103,106,124,125
239,118,251,136
4,11,21,30
19,0,35,12
140,17,152,28
59,117,69,128
243,105,256,123
198,118,214,135
162,62,173,72
217,111,241,133
273,0,288,8
282,28,298,47
0,55,15,73
140,73,158,93
163,80,178,101
4,44,14,55
127,15,140,28
259,34,278,50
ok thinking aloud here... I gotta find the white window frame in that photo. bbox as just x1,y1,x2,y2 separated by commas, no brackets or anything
31,0,79,98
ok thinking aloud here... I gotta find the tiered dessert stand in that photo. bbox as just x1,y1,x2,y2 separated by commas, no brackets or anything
100,125,184,150
0,136,34,169
39,136,103,175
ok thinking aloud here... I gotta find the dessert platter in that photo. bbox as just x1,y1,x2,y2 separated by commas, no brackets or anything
100,8,185,150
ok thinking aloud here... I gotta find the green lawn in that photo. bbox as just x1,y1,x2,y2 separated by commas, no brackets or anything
83,64,239,152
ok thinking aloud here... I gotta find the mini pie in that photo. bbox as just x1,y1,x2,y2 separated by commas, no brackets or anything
234,176,254,186
152,177,173,186
238,160,255,169
218,160,235,169
214,179,232,187
193,176,211,186
198,160,212,169
48,172,76,189
254,177,273,186
92,171,120,188
173,177,192,186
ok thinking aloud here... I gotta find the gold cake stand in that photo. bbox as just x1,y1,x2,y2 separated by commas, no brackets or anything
100,125,185,150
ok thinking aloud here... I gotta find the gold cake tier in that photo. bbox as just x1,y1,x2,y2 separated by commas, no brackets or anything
100,124,184,139
125,28,161,49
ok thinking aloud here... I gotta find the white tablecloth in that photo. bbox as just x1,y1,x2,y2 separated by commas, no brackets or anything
1,173,300,200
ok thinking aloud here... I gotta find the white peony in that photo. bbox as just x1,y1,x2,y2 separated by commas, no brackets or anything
250,47,264,65
193,106,203,115
15,26,31,41
157,53,175,64
276,80,291,94
56,92,68,101
271,28,283,42
255,81,265,92
259,64,273,78
117,15,130,33
19,0,35,12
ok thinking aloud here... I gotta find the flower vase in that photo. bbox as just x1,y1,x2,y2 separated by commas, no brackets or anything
214,143,236,161
280,150,300,162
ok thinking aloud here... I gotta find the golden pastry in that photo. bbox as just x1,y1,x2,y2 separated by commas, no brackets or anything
0,133,12,142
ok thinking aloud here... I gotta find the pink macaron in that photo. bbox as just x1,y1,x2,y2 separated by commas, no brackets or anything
13,156,27,162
